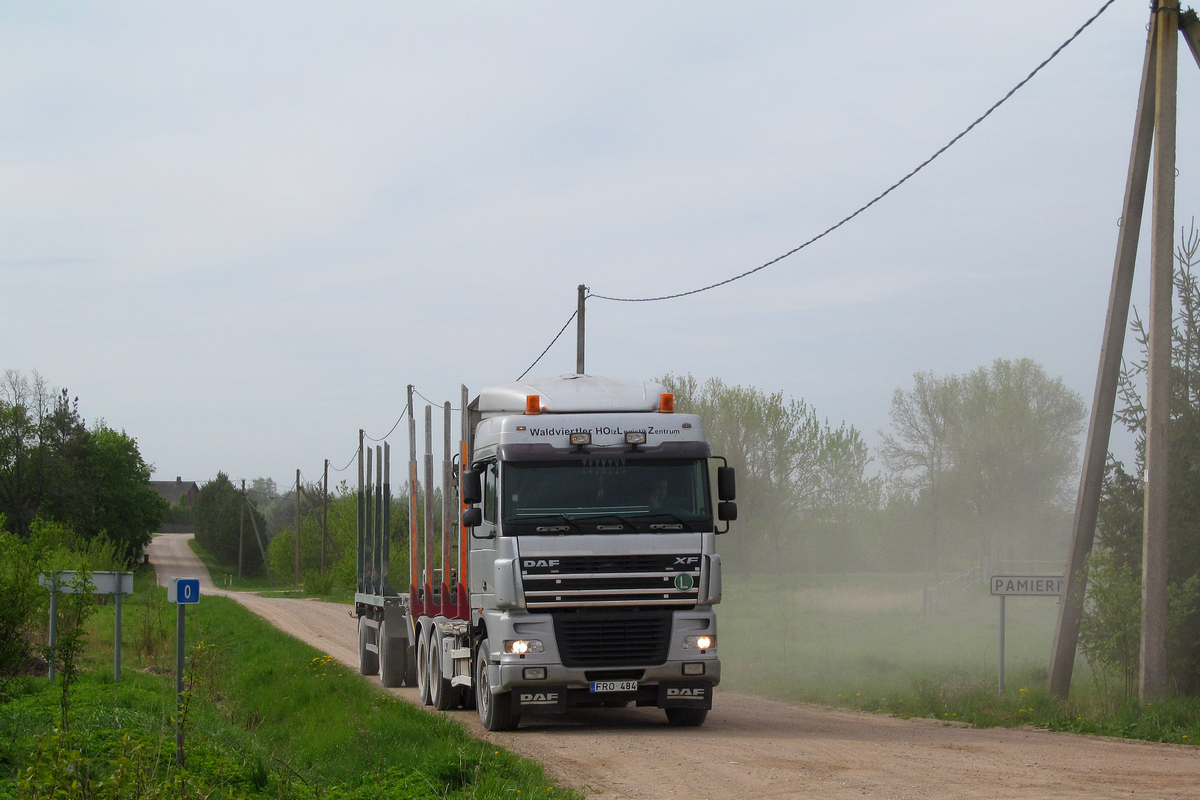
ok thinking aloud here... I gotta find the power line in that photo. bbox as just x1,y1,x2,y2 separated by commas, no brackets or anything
587,0,1119,304
517,309,578,381
364,401,410,442
412,387,460,410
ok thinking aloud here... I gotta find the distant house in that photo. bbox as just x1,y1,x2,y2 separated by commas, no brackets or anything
150,477,200,507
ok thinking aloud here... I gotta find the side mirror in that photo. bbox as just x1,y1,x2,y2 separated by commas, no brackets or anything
718,501,737,522
462,469,482,505
462,506,483,528
717,467,736,502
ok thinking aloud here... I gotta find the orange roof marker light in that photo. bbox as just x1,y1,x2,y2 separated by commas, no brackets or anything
659,393,674,413
525,395,542,414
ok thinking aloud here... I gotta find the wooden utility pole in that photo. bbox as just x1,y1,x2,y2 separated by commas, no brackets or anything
295,468,302,586
1141,0,1179,703
238,479,246,578
576,284,587,375
322,459,329,573
1049,2,1190,702
1049,17,1158,701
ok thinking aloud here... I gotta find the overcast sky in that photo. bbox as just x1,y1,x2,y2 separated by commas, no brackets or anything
4,0,1198,488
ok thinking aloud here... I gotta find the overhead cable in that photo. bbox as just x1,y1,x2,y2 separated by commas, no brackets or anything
587,0,1119,304
517,309,578,381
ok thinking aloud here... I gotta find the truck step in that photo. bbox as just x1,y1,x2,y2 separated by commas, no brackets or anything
450,676,473,688
450,648,471,659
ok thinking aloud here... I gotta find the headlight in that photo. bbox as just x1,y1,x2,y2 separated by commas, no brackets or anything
504,639,544,654
682,634,714,650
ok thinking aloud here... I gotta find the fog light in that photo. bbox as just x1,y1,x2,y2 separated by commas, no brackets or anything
625,431,647,445
504,639,544,654
683,662,705,676
682,635,714,651
523,667,547,680
569,432,591,446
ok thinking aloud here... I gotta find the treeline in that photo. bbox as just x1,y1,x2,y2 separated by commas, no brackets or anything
662,360,1085,578
0,370,166,561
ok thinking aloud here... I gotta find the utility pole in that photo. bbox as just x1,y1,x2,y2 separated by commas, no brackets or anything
1141,0,1179,703
238,479,246,578
1049,2,1191,702
295,468,302,586
322,459,329,573
576,284,587,375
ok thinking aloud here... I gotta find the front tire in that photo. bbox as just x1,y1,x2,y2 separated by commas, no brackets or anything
665,707,708,727
378,620,406,688
429,630,459,710
357,616,378,676
475,638,520,731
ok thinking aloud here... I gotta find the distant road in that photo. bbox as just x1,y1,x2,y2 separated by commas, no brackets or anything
146,533,1200,800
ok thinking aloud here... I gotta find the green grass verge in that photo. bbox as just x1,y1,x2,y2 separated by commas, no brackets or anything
718,573,1200,744
185,537,276,593
0,567,581,799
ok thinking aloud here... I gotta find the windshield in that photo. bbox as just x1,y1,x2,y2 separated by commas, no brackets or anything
502,458,712,534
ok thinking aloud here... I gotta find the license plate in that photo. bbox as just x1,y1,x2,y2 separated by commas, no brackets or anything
590,680,637,693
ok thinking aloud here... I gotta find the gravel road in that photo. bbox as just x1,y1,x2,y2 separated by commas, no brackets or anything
148,533,1200,799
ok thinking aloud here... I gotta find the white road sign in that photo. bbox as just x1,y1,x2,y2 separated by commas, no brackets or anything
990,575,1064,596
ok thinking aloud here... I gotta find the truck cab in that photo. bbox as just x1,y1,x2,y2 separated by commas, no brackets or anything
462,375,733,729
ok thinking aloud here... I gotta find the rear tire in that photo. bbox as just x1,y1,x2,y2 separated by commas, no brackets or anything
430,631,459,710
378,620,406,688
665,707,708,727
357,616,378,676
475,638,520,731
416,626,432,706
403,643,418,687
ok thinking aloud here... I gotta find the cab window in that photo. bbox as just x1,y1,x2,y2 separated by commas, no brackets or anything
483,461,499,523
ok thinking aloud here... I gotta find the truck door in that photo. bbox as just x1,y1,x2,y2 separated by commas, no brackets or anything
469,461,499,599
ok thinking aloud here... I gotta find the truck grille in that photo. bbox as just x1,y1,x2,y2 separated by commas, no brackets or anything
553,610,673,667
519,553,700,609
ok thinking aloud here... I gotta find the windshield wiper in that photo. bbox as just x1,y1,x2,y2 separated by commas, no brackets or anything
510,514,586,533
573,513,645,532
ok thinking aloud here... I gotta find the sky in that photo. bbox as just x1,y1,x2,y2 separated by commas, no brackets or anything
4,0,1199,489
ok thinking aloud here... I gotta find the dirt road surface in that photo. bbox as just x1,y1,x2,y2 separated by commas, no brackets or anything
148,533,1200,799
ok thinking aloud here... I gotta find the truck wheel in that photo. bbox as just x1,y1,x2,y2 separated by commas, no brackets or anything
475,638,520,731
378,621,406,688
416,626,432,706
357,616,378,676
430,631,459,711
403,642,418,687
665,707,708,727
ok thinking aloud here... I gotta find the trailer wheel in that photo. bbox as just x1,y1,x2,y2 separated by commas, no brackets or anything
357,616,378,676
378,621,405,688
416,625,432,706
475,638,520,731
430,631,459,711
664,707,708,727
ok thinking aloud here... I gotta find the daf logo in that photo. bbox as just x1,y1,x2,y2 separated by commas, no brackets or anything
667,687,706,697
674,556,700,565
523,559,561,568
519,692,559,703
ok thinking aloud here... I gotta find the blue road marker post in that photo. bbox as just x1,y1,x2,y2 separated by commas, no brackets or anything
168,577,200,765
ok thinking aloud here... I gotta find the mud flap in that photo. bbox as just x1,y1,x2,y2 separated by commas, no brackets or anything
513,685,568,714
658,682,712,709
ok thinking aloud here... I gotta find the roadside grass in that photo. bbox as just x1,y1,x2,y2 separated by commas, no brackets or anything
0,566,581,799
185,537,275,593
184,536,356,603
719,573,1200,744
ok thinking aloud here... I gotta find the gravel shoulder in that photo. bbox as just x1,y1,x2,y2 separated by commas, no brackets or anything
148,533,1200,800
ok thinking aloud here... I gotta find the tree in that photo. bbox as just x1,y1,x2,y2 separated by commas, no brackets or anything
193,473,267,575
879,371,960,576
83,424,166,561
882,359,1085,569
1098,220,1200,691
660,375,880,574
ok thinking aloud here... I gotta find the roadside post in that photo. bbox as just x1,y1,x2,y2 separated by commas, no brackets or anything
168,577,200,766
39,571,134,681
990,575,1064,693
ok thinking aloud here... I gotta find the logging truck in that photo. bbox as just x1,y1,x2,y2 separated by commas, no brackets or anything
353,374,735,730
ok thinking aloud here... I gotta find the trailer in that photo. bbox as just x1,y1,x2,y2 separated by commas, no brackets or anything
354,374,736,730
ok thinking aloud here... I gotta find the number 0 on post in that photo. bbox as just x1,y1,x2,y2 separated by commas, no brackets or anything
169,578,200,604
